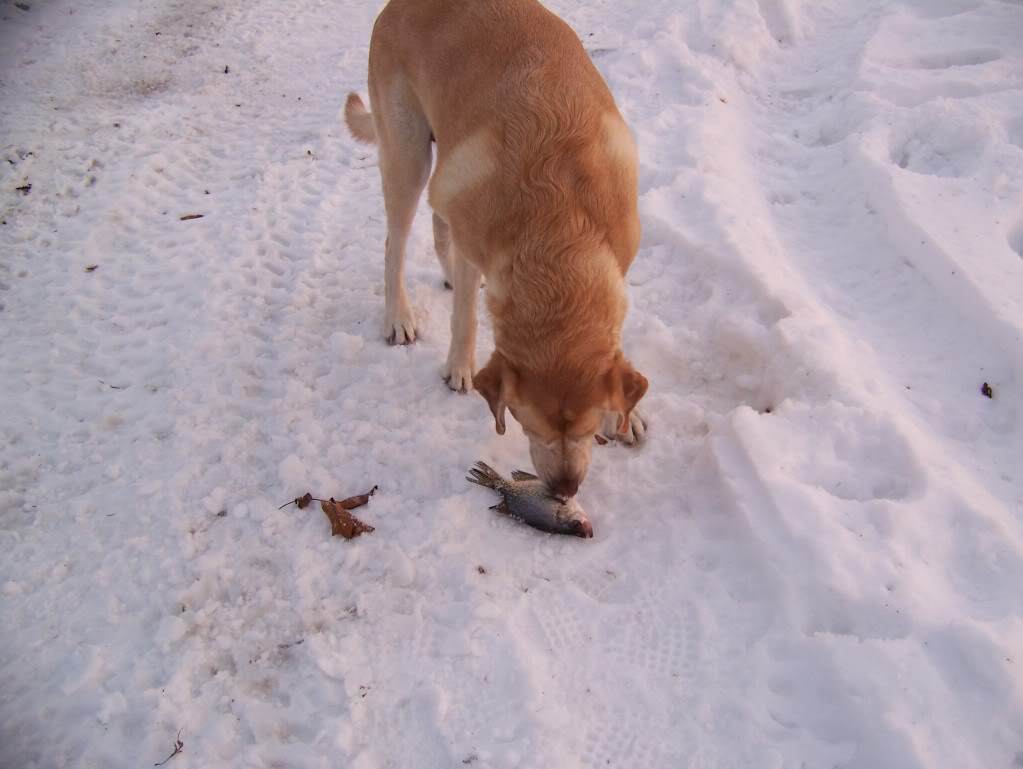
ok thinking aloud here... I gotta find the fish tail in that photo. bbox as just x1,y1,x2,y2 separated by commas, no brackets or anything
466,461,501,489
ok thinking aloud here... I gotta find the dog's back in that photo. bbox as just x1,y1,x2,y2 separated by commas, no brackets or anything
369,0,638,274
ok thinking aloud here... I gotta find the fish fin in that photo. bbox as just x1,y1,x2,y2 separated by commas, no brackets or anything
467,461,501,488
510,470,539,481
489,500,526,524
474,461,500,477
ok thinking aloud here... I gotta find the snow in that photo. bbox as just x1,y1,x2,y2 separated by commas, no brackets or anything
1,0,1022,766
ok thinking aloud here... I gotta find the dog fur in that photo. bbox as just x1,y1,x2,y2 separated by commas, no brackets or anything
345,0,648,497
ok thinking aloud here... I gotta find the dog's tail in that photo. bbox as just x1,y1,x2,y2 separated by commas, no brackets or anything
344,92,377,144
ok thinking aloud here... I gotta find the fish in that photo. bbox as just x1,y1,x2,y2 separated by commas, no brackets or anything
466,461,594,539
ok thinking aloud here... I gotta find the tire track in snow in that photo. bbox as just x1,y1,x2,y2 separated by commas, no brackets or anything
747,1,1022,515
161,0,546,765
738,1,1023,766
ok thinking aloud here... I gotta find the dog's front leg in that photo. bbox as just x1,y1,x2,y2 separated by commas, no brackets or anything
442,249,482,393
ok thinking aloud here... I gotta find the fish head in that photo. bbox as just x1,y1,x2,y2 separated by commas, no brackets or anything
553,497,594,539
567,515,594,539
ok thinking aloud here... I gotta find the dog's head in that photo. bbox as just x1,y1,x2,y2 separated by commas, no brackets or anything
474,350,647,497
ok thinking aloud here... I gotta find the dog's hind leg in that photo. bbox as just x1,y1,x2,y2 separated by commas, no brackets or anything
371,82,433,345
442,241,482,393
432,213,454,289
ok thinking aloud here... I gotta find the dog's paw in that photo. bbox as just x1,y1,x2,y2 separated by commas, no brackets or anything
620,410,647,445
600,410,647,445
442,358,474,394
384,303,417,345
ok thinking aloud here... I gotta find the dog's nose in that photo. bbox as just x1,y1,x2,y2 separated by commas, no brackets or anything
550,476,580,499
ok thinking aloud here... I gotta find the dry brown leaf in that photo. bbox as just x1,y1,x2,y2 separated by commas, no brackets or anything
337,485,378,510
321,498,375,539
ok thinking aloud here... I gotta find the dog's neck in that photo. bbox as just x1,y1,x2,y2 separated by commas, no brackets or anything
487,236,626,377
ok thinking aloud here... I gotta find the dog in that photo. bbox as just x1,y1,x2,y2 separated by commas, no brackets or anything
344,0,648,498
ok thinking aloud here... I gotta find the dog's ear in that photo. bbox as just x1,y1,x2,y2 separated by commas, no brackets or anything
608,355,648,433
474,352,515,435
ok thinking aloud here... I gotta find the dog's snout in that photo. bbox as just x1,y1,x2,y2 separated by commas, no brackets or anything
550,476,580,499
528,434,591,501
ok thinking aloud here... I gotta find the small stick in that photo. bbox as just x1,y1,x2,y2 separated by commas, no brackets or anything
154,729,183,766
279,492,319,510
179,214,204,221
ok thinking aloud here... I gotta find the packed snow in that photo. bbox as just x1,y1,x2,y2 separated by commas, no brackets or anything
2,0,1022,766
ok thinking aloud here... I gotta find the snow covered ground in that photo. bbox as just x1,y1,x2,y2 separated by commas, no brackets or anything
2,0,1022,766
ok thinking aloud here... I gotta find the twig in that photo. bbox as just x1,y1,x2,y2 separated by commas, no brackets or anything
278,493,322,510
179,214,204,221
99,380,126,389
154,729,183,766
